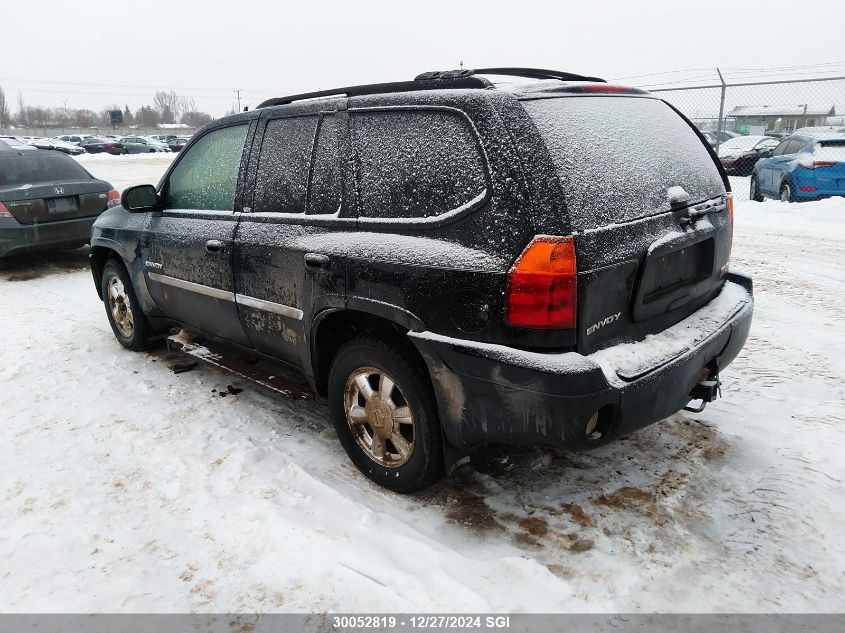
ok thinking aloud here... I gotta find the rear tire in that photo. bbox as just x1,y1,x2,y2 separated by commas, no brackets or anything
100,259,153,351
750,174,764,202
328,337,444,493
780,181,795,203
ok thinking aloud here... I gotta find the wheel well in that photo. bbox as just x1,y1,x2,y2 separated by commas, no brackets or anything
90,246,121,299
312,310,427,397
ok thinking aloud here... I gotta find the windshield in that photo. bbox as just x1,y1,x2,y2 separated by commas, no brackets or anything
0,153,92,187
523,95,725,230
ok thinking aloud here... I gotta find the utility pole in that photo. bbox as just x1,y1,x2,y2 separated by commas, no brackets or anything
234,89,242,112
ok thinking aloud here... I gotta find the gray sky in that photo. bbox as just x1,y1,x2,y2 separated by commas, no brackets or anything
4,0,844,116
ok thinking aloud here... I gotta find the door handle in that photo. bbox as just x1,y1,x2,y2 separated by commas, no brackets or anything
205,239,225,254
304,252,331,270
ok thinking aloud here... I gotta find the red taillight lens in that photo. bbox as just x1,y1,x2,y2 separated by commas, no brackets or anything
505,235,577,329
107,189,120,207
799,186,818,192
576,84,637,93
0,201,12,218
812,161,835,168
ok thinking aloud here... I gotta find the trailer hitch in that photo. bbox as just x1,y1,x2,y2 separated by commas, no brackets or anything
683,378,721,413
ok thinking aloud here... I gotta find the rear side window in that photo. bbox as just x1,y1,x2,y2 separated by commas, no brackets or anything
351,109,487,219
253,116,318,214
523,96,725,230
166,124,248,211
308,115,342,215
0,153,92,187
786,139,807,155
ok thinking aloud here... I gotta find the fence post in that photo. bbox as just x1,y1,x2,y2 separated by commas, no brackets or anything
716,67,727,153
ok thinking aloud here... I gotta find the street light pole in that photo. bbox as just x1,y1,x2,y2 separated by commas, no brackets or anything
234,89,242,112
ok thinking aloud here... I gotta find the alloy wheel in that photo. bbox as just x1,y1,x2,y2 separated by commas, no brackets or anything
107,275,134,338
344,367,415,467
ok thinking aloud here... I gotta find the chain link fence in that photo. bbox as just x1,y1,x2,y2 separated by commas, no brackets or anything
647,75,845,151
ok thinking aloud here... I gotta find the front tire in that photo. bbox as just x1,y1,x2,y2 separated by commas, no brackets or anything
100,259,153,351
750,174,764,202
328,337,444,493
780,181,795,203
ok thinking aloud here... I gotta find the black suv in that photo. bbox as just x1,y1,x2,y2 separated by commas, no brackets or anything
90,68,753,492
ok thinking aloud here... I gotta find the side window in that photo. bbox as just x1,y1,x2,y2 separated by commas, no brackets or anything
351,109,487,219
772,140,790,156
253,116,317,214
165,124,248,211
786,139,806,155
307,115,342,215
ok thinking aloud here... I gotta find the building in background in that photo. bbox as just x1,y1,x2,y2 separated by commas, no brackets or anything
728,104,836,134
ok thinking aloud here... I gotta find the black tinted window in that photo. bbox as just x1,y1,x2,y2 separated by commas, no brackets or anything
0,153,92,187
351,109,487,219
524,96,725,230
307,115,341,215
166,124,248,211
253,116,317,214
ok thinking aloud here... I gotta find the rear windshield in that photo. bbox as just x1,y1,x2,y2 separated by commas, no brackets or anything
523,96,725,230
0,153,91,187
817,140,845,161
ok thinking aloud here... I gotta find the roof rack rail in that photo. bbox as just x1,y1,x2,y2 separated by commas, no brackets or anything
416,67,607,83
256,75,492,109
256,67,606,109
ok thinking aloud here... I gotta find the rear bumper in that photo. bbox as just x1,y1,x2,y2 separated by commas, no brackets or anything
410,272,753,452
0,216,96,258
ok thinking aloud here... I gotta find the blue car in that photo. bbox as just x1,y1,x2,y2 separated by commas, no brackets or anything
750,133,845,202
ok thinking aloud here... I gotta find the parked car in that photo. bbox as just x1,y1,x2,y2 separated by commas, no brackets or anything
167,137,188,152
717,135,779,176
55,134,88,145
751,133,845,202
89,68,753,492
0,136,38,151
701,129,739,148
0,146,118,257
140,136,171,150
118,136,171,153
23,137,86,155
79,137,127,155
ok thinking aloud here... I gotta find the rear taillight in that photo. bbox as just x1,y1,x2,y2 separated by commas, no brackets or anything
107,189,120,207
505,235,577,329
812,161,835,168
0,201,12,218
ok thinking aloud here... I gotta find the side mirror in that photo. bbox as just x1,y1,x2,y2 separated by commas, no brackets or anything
758,148,774,158
121,184,159,213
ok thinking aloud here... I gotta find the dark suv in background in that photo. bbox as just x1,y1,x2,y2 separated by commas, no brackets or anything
89,68,753,492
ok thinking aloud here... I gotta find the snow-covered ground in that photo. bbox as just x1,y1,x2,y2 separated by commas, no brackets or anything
1,159,844,612
75,153,175,192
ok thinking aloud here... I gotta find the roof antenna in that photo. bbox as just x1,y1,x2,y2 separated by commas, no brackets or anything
459,60,464,70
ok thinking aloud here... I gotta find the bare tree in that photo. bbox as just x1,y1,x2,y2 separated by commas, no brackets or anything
181,111,213,128
136,105,161,128
0,86,9,130
17,91,27,127
153,90,182,123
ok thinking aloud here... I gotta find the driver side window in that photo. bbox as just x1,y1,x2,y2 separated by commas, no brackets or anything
165,124,248,211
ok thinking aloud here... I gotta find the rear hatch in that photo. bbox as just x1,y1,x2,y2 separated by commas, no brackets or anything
0,152,111,224
522,93,730,354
